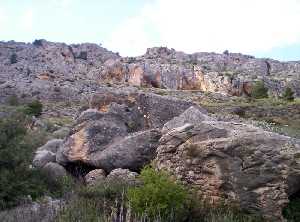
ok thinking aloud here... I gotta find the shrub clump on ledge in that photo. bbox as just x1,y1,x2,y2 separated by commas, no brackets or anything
251,81,268,99
282,87,295,102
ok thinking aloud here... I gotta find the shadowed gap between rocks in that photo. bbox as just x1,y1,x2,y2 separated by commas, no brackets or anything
64,161,97,178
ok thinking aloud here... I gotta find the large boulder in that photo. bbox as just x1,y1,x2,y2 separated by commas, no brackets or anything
56,107,130,165
42,162,67,180
57,91,197,172
57,126,161,172
84,169,106,186
89,129,161,172
154,107,300,221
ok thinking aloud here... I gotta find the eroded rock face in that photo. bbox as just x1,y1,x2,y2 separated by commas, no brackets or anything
1,41,299,104
100,47,300,97
0,40,119,103
154,107,300,221
57,91,196,172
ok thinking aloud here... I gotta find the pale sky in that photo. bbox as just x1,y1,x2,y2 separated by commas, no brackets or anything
0,0,300,61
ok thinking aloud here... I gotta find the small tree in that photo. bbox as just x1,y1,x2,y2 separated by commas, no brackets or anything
10,53,18,64
282,87,295,102
251,81,268,99
24,100,43,116
6,94,19,106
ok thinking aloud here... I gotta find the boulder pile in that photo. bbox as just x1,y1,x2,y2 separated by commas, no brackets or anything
33,90,300,221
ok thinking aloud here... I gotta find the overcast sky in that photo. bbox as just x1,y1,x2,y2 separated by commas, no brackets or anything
0,0,300,61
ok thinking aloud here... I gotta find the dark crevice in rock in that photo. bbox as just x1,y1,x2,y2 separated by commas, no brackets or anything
64,161,96,179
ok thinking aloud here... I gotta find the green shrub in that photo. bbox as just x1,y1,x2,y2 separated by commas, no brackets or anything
0,113,71,210
282,87,295,102
6,95,19,106
128,166,189,221
24,100,43,116
251,81,268,99
283,197,300,222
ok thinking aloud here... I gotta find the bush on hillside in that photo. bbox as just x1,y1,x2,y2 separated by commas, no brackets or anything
128,166,189,221
251,81,268,99
283,197,300,222
282,87,295,102
10,53,18,64
6,95,19,106
0,112,71,210
24,100,43,116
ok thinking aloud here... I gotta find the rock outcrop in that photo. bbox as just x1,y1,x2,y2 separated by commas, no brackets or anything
1,41,299,103
0,40,119,103
56,90,195,173
154,107,300,221
100,47,300,97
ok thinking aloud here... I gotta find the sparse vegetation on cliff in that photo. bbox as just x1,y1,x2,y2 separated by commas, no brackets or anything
251,81,268,99
282,87,295,102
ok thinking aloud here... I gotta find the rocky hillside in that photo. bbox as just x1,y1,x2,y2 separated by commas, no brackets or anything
29,87,300,221
0,40,300,104
1,40,300,222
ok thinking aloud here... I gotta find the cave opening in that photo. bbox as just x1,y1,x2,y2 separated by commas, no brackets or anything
64,161,97,179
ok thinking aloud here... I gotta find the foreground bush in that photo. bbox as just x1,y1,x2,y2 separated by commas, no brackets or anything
128,166,189,221
57,180,130,222
0,112,71,210
283,197,300,222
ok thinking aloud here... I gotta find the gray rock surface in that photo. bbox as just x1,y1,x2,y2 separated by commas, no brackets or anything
0,40,119,103
84,169,106,186
1,41,299,104
33,150,56,168
90,129,161,172
42,162,67,180
155,107,300,221
100,47,300,97
106,168,139,185
33,139,63,168
56,90,197,172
